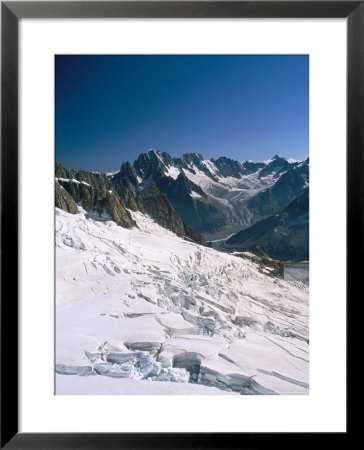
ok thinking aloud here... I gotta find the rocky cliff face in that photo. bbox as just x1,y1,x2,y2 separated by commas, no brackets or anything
210,156,246,178
134,149,173,178
113,162,140,192
56,163,135,229
55,181,78,214
111,151,228,233
55,161,207,246
155,172,226,233
55,160,70,179
137,184,207,246
113,184,139,211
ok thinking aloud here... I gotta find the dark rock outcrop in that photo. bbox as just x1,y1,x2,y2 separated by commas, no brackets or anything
55,161,207,245
55,181,78,214
211,156,246,178
112,150,227,234
233,245,284,279
114,184,138,211
224,190,309,261
113,161,140,192
55,162,135,229
55,160,71,179
242,160,265,175
134,149,172,179
155,172,226,233
103,192,136,228
137,184,207,246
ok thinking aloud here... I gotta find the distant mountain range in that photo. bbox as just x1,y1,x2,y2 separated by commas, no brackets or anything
55,149,309,261
223,189,309,261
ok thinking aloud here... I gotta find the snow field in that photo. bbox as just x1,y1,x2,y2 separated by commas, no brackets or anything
56,207,309,395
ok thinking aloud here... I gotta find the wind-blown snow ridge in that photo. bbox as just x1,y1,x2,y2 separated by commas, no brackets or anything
56,208,309,395
56,177,91,187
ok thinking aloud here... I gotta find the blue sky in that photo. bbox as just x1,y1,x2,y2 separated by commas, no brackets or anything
56,55,308,172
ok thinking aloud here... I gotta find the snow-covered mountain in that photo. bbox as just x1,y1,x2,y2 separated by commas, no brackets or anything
56,149,309,261
56,206,309,395
110,150,309,239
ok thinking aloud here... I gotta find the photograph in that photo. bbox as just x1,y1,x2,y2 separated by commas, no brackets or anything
55,54,309,395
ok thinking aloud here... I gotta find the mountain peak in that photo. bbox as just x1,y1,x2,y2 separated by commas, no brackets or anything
183,152,203,160
145,149,163,160
147,148,160,155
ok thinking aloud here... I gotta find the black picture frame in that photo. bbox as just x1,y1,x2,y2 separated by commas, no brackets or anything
1,1,355,448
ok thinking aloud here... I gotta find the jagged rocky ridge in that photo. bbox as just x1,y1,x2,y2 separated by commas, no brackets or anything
113,152,226,233
56,149,308,259
55,161,207,246
55,161,136,229
110,150,309,242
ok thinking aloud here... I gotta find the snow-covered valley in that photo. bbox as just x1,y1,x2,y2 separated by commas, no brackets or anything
56,207,309,395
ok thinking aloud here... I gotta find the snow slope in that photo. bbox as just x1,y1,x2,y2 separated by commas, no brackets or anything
181,163,279,205
56,207,309,395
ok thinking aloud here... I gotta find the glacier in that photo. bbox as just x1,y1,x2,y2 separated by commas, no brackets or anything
56,206,309,395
